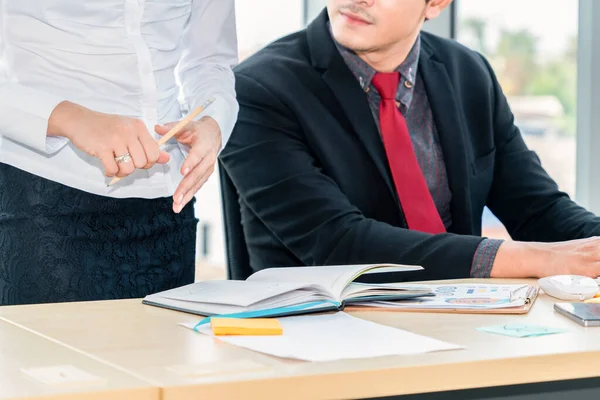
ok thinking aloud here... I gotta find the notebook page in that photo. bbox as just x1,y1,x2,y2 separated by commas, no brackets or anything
248,264,423,301
146,294,335,317
340,283,432,300
247,265,373,301
156,280,318,307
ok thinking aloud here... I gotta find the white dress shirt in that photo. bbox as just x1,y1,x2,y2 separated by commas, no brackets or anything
0,0,238,199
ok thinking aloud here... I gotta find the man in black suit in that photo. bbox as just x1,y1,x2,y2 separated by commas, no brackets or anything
220,0,600,281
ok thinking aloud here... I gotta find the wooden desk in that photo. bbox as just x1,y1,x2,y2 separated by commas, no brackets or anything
1,279,600,399
0,318,157,400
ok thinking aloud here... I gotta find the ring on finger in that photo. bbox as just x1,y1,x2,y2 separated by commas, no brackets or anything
114,153,132,163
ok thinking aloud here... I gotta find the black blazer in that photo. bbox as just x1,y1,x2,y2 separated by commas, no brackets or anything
220,10,600,281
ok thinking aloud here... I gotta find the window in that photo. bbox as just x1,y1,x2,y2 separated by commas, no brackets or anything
456,0,579,238
236,0,306,61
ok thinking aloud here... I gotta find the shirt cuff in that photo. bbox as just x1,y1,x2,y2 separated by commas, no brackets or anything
193,93,239,151
45,136,70,154
178,94,236,159
470,239,504,278
0,83,68,154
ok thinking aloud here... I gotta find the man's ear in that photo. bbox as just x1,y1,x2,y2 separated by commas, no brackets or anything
424,0,453,21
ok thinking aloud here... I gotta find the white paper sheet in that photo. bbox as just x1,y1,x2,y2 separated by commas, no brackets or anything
182,312,462,362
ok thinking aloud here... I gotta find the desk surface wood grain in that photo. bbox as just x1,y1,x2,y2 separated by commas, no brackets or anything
1,279,598,400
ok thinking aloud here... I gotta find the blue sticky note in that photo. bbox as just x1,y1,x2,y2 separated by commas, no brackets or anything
477,324,568,338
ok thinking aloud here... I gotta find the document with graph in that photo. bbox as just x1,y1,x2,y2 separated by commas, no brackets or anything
351,283,539,314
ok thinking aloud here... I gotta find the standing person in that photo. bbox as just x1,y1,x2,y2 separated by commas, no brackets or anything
0,0,238,305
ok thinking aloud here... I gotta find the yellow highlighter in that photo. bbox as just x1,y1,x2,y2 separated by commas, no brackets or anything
210,318,283,336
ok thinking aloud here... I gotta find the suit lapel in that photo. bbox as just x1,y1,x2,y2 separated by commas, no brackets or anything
419,47,473,234
321,57,399,205
307,10,400,210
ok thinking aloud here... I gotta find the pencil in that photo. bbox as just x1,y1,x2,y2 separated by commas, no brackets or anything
107,97,216,187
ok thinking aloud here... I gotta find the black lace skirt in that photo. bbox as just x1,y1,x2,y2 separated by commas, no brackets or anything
0,163,198,305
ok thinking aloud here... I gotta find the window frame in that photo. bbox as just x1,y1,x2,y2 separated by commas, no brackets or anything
575,0,598,211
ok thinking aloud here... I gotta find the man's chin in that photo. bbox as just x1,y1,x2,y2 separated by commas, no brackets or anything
332,30,374,52
338,41,375,54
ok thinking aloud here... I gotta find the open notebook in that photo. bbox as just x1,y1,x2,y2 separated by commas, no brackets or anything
143,264,432,319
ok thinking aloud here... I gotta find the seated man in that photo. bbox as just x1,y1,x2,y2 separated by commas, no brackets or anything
220,0,600,281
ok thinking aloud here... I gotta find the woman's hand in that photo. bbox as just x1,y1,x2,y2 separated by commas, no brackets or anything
155,116,221,213
48,101,170,177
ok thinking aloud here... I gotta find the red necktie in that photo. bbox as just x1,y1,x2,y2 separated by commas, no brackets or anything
372,72,445,234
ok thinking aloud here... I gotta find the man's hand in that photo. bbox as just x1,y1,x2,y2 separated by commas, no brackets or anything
491,237,600,278
155,116,222,213
48,101,170,177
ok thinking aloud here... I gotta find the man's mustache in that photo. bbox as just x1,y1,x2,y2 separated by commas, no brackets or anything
337,4,375,24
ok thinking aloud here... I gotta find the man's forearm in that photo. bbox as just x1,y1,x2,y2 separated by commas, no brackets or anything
489,240,551,278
